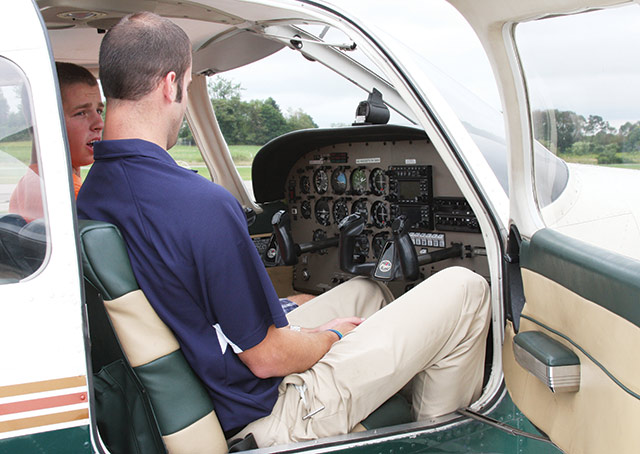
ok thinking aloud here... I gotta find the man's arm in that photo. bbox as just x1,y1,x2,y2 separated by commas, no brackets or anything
238,317,362,379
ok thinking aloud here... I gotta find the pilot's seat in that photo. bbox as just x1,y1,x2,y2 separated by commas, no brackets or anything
79,220,411,453
79,220,226,454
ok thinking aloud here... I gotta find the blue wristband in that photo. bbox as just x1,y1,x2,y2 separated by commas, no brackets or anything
326,328,343,340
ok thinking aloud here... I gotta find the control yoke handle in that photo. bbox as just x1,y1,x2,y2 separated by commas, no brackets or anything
338,213,376,276
271,210,338,266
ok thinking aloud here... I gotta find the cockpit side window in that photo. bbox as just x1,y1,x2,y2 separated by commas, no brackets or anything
515,4,640,259
0,57,48,283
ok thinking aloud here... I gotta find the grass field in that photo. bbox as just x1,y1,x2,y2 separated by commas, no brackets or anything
168,144,258,180
559,151,640,168
0,141,33,164
170,144,260,166
167,144,258,181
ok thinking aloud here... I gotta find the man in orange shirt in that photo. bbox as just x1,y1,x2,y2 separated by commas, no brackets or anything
10,62,104,221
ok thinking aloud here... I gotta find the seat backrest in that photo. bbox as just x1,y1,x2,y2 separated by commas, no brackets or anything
79,220,227,454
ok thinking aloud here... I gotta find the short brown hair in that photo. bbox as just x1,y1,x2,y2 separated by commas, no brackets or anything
55,62,98,89
99,12,191,102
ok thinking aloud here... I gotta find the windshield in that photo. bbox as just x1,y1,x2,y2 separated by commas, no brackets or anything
382,37,510,194
324,0,512,194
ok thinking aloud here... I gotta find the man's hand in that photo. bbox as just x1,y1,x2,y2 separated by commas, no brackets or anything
238,316,365,379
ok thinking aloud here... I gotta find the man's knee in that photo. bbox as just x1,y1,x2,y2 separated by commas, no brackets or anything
420,267,489,313
445,267,490,318
349,276,394,303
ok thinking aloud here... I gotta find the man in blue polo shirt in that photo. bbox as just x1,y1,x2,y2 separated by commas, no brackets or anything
78,12,491,447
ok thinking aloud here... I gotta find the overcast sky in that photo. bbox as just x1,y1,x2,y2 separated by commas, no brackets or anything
220,0,639,129
517,4,640,127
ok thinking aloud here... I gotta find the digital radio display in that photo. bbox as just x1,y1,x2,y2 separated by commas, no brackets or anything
397,180,421,201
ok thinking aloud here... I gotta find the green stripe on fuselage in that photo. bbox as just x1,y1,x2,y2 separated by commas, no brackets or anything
0,425,92,453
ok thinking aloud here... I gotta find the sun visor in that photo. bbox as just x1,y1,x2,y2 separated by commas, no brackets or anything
193,30,284,75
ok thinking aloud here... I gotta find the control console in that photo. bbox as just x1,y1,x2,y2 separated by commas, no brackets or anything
388,165,433,231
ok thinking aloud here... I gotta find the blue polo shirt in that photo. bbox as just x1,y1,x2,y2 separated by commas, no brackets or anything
77,139,287,431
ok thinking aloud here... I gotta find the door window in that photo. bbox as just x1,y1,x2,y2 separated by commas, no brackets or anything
515,4,640,259
0,57,48,282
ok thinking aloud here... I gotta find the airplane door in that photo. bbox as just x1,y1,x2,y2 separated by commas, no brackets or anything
0,1,94,451
498,3,640,453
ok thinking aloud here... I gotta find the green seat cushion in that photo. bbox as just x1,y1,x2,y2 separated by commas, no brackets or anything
361,393,412,430
134,350,216,435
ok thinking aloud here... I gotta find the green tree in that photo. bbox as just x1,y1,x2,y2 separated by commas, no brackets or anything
620,122,640,153
597,144,623,164
207,77,242,101
570,141,597,155
212,96,247,144
555,110,586,152
584,115,615,137
206,76,317,145
286,108,318,130
178,119,194,145
257,97,288,143
532,109,585,153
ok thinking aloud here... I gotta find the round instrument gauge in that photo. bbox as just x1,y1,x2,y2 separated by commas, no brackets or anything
370,168,387,196
300,175,311,194
313,229,329,255
314,198,331,226
331,168,347,194
332,198,349,224
353,234,370,263
350,167,368,194
301,200,311,219
372,232,389,258
314,168,328,194
351,199,368,220
371,201,389,228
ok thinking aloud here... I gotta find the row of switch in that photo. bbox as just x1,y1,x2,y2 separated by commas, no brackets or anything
409,232,445,248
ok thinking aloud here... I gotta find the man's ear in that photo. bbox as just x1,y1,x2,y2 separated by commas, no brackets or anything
161,71,178,102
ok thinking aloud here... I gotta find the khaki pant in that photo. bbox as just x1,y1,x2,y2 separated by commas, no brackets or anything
238,267,490,447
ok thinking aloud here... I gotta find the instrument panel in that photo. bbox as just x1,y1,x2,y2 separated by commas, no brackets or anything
282,138,489,295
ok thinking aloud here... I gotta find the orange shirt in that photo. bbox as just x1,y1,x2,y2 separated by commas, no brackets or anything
9,164,82,223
